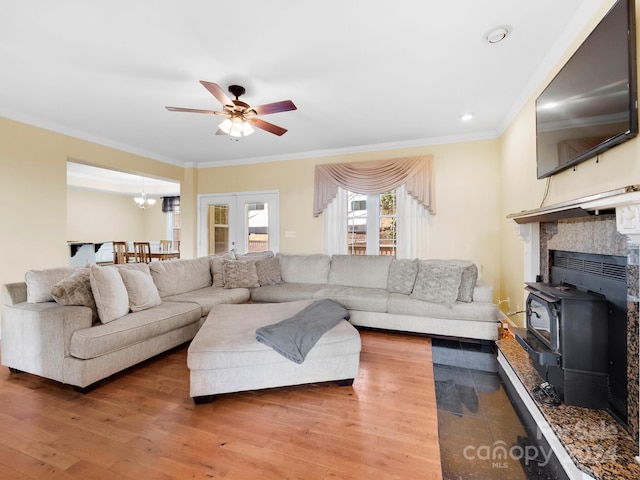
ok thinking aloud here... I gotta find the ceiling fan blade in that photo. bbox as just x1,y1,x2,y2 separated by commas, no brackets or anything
165,106,225,115
249,117,288,136
251,100,297,116
200,81,234,107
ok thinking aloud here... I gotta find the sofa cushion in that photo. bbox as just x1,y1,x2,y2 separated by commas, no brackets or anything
223,259,260,288
278,254,330,284
387,293,498,322
89,265,130,323
26,267,76,303
328,255,393,289
387,258,419,294
255,256,283,286
69,301,201,360
426,259,478,303
235,250,274,261
149,257,212,297
313,286,389,313
209,252,236,287
49,267,98,321
410,262,462,307
164,286,251,317
250,283,326,303
119,268,162,312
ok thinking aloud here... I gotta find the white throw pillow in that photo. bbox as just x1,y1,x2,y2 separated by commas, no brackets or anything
25,267,75,303
89,265,130,323
119,268,162,312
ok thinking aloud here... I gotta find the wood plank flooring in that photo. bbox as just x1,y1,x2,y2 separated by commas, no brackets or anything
0,329,442,479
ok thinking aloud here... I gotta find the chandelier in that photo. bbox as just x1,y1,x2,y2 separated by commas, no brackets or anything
134,177,156,209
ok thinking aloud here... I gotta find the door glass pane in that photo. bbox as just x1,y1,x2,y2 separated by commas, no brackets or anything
209,204,229,255
246,202,268,252
347,192,367,255
379,191,396,256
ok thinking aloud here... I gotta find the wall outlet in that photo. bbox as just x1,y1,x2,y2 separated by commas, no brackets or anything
285,231,296,238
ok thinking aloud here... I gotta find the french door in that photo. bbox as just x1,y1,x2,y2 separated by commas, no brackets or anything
198,191,279,256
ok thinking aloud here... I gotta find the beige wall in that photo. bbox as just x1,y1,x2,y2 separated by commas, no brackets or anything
0,116,186,291
499,0,638,324
197,139,502,294
67,187,167,243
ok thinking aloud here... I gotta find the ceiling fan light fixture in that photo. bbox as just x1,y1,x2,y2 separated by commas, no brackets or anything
219,118,233,135
221,116,254,138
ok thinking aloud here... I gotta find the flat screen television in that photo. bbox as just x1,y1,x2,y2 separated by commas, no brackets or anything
536,0,638,179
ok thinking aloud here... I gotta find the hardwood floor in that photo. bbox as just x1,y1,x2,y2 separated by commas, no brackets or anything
0,330,442,479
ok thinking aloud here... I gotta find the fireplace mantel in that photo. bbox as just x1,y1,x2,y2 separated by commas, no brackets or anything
508,184,640,464
508,185,640,245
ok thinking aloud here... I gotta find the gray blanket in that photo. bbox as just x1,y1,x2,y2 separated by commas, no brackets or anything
255,299,350,364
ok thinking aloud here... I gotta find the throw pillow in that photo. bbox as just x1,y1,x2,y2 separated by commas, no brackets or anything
387,258,419,294
410,262,463,307
50,268,98,321
426,260,478,303
89,265,130,323
210,251,236,287
255,256,283,286
222,259,260,288
119,268,162,312
25,267,75,303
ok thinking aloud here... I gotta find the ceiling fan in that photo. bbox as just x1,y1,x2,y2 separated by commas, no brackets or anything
165,81,297,138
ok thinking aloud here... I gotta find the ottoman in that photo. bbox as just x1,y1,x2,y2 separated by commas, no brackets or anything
187,300,361,403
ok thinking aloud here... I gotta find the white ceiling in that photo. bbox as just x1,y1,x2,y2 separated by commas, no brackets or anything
1,0,602,168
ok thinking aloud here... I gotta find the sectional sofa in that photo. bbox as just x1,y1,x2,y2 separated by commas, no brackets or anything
1,252,498,390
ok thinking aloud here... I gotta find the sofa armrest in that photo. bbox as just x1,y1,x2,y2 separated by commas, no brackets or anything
1,301,93,383
472,280,494,303
2,282,27,306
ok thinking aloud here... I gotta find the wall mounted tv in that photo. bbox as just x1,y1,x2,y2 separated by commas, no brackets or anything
536,0,638,179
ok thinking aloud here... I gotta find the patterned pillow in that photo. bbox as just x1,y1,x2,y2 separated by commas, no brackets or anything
410,262,463,307
426,260,478,303
210,252,236,287
222,259,260,288
50,268,98,321
255,257,283,286
119,268,162,312
387,258,419,294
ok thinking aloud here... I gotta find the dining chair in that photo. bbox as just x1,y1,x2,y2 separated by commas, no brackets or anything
159,240,172,261
134,242,151,263
112,241,130,264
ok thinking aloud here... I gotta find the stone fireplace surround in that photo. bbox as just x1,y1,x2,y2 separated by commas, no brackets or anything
507,185,640,476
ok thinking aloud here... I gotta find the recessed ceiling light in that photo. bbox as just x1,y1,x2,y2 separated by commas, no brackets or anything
484,25,513,44
461,113,473,121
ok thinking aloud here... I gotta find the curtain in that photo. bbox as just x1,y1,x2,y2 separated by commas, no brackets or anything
396,184,430,259
322,187,348,255
162,196,180,212
314,156,434,217
322,185,430,258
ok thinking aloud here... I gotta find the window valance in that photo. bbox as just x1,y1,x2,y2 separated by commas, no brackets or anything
313,155,434,217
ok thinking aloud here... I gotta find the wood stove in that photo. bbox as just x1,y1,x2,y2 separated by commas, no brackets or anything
515,250,628,424
515,282,609,409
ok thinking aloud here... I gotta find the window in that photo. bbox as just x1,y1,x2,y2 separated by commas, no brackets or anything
324,185,428,259
347,190,396,256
